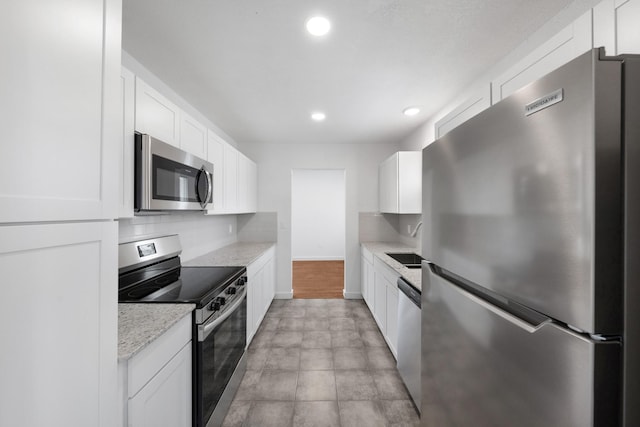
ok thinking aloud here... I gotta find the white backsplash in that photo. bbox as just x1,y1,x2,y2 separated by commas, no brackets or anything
237,212,278,243
118,212,237,262
359,212,422,254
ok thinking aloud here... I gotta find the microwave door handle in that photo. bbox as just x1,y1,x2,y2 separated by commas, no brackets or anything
204,168,212,209
196,166,212,209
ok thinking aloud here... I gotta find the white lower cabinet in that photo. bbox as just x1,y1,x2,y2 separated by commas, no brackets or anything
361,247,374,311
246,246,276,345
364,249,400,359
119,314,192,427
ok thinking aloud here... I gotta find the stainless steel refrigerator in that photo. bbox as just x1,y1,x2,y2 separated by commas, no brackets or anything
421,48,640,427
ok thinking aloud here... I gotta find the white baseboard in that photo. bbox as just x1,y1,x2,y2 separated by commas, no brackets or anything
343,290,363,300
274,291,293,299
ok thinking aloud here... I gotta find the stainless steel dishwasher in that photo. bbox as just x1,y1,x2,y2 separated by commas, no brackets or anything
397,277,421,412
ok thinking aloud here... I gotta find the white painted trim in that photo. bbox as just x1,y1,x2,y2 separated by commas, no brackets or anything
274,291,294,299
343,291,363,300
292,257,345,261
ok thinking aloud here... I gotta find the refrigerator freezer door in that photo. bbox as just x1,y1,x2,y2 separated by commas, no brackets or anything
422,49,623,334
420,266,620,427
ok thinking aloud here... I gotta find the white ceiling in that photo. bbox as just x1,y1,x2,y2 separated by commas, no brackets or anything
122,0,577,145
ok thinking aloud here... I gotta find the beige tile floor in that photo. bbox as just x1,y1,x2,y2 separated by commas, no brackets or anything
222,298,420,427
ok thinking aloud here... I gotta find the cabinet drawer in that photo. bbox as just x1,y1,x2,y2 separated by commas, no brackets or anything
127,314,192,397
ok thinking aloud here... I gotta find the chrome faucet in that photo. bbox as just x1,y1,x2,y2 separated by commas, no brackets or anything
410,221,423,237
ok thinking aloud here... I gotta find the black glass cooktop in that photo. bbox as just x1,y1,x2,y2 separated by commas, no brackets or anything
118,260,244,306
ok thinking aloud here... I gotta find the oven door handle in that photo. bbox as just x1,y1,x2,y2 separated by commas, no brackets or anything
198,287,247,342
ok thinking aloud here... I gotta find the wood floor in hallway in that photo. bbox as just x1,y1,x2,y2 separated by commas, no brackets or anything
292,260,344,299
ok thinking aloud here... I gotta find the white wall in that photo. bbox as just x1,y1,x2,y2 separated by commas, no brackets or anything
399,0,602,151
239,142,398,299
292,169,345,261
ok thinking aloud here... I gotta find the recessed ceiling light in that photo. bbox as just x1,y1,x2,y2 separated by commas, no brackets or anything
311,112,326,121
403,107,420,116
306,16,331,36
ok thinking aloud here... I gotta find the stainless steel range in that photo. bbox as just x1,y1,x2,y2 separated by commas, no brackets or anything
118,235,247,427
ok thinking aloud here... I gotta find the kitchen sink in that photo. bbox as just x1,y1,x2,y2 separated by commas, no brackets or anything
386,252,424,268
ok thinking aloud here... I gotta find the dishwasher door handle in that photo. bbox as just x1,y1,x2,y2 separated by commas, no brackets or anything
397,277,421,308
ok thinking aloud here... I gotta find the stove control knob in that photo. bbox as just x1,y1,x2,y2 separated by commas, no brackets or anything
226,287,237,295
216,296,226,306
237,277,247,287
210,301,221,311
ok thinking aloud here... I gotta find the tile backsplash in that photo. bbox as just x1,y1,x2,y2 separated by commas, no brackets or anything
237,212,278,242
359,212,421,253
118,212,237,262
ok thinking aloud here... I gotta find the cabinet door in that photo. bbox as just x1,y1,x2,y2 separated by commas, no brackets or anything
246,274,255,345
379,154,399,213
248,159,258,213
373,272,387,333
366,262,375,312
206,131,226,214
0,222,117,427
135,77,181,147
223,144,239,212
1,0,120,223
263,254,275,313
397,152,422,214
434,85,492,138
491,9,592,102
180,112,207,159
386,284,399,358
594,0,640,55
128,343,192,427
237,153,250,213
119,67,136,218
361,256,368,302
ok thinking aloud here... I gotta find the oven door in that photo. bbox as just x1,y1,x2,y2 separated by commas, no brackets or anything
135,133,213,212
194,289,247,427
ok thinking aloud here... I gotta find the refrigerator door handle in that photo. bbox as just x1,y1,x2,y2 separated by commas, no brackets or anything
425,262,552,334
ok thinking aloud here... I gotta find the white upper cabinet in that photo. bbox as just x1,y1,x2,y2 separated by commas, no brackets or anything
435,84,492,139
594,0,640,55
379,152,421,214
0,0,120,223
223,143,239,212
135,77,181,147
491,10,592,103
206,130,226,214
206,132,257,215
237,153,258,214
119,67,136,219
180,112,207,160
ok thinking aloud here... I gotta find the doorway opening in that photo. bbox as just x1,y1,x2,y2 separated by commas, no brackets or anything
291,169,346,299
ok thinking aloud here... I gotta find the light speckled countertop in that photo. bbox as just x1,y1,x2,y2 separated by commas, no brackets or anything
184,242,276,267
119,242,276,361
118,303,195,361
361,242,422,291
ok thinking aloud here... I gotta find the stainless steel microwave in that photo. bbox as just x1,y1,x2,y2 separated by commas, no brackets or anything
135,133,213,212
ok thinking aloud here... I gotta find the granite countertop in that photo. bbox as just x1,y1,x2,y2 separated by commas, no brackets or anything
183,242,276,267
361,242,422,292
118,303,195,361
118,242,276,361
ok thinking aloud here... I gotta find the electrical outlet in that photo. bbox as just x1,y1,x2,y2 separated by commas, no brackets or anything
407,225,411,234
228,224,233,234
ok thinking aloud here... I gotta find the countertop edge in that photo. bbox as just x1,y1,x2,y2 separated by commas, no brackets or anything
361,242,422,292
118,303,195,362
